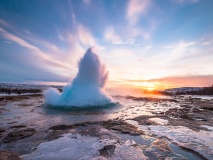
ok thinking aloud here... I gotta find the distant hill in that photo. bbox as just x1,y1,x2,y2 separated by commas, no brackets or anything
164,85,213,95
165,87,202,93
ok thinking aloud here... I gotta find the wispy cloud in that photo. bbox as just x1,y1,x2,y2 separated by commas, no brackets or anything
163,40,195,51
1,15,104,78
126,0,151,26
104,27,122,44
68,0,77,25
162,40,196,59
77,24,96,47
125,0,156,40
0,0,212,86
103,35,213,87
104,27,138,45
0,28,70,70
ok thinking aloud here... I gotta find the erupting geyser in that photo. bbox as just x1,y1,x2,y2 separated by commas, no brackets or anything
44,48,112,107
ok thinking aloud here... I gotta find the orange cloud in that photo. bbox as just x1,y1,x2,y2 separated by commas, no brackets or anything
121,75,213,90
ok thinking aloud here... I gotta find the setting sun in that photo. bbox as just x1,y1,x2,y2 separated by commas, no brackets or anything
141,82,155,91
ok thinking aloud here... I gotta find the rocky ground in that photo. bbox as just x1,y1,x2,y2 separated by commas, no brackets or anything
0,94,212,159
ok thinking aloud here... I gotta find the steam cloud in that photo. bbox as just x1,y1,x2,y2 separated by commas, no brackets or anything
44,48,112,107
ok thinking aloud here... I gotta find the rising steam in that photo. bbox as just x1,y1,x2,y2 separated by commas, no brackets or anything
44,48,112,107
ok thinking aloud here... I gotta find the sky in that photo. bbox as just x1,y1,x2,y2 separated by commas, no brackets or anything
0,0,213,90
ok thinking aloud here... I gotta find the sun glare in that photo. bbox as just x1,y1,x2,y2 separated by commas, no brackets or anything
140,82,155,90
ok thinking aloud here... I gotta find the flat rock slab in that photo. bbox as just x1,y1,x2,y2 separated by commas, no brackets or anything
102,120,143,135
3,128,36,143
49,120,144,136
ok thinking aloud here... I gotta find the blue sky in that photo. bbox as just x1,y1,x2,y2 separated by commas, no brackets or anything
0,0,213,89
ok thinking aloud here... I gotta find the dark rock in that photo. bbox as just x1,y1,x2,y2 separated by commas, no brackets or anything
202,106,213,111
99,145,116,157
0,128,5,133
196,102,213,111
102,120,143,135
45,131,64,141
0,128,6,138
0,151,20,160
49,121,100,130
49,124,73,130
3,128,36,143
7,122,18,124
10,125,27,129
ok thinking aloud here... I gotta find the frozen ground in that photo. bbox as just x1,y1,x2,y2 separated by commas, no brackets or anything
0,94,213,159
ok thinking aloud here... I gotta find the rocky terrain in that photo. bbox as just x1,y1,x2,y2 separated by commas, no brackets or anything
0,94,212,159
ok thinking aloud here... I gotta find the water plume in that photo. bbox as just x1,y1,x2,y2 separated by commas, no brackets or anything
44,48,112,107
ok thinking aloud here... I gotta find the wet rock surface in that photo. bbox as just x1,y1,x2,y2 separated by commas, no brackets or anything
0,94,212,159
102,120,143,135
47,121,125,142
132,96,213,132
47,122,105,140
3,128,36,143
48,120,144,138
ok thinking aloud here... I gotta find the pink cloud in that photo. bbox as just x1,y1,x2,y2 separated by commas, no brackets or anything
77,24,96,46
104,27,122,44
126,0,151,26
